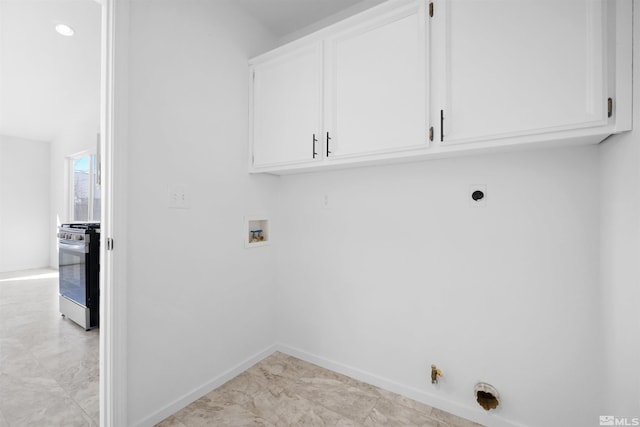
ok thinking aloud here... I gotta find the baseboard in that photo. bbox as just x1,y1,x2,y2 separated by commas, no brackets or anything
276,343,527,427
132,344,277,427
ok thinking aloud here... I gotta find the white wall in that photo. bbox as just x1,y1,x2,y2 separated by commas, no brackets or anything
276,145,604,427
0,135,50,272
119,2,639,427
1,0,101,270
125,1,278,425
600,0,640,416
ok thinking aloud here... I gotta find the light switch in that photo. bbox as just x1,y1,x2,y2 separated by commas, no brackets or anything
321,194,330,209
168,185,189,209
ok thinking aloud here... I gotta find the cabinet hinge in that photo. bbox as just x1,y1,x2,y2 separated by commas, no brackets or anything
608,97,613,118
428,126,434,142
106,238,114,251
429,2,434,17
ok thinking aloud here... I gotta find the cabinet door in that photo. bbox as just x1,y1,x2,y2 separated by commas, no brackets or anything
324,1,428,158
436,0,607,145
251,44,323,168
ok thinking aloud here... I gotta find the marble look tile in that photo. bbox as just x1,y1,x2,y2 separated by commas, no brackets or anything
0,354,51,381
226,375,351,426
363,397,441,427
260,355,381,416
292,358,384,399
335,420,364,427
211,372,296,425
44,352,99,388
157,352,485,427
0,313,52,338
0,371,94,427
17,324,97,356
281,397,363,427
0,337,31,367
292,376,379,423
155,415,189,427
430,407,485,427
173,395,274,427
247,352,312,381
0,410,9,427
68,375,100,423
5,397,95,427
215,371,292,406
0,269,99,426
26,338,83,365
374,387,434,416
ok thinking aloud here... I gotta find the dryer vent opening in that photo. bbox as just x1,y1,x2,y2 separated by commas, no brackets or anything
474,383,500,411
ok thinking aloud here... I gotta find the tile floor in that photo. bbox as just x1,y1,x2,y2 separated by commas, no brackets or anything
0,269,483,427
157,352,484,427
0,269,99,426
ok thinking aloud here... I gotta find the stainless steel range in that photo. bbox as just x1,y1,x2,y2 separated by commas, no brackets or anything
58,223,100,330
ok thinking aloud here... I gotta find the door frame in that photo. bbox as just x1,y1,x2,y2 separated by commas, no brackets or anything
99,0,128,425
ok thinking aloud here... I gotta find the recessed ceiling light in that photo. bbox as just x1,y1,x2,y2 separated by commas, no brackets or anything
55,24,75,37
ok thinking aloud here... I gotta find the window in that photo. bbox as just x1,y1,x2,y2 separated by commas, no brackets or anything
69,152,101,222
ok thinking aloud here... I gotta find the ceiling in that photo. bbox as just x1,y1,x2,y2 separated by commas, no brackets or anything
0,0,385,143
236,0,387,38
0,0,101,142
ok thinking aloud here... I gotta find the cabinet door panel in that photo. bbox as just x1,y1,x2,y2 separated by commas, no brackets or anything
326,2,428,158
439,0,606,144
252,44,322,167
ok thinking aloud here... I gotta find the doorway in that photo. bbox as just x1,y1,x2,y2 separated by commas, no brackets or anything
0,0,110,424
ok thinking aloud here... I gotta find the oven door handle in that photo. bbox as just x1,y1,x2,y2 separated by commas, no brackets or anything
59,241,89,254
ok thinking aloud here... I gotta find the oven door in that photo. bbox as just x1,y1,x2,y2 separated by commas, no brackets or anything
58,240,89,306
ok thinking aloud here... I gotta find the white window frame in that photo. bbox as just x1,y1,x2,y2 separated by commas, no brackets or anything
68,150,100,222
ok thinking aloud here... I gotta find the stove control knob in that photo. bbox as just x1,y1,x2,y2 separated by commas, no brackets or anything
74,234,84,241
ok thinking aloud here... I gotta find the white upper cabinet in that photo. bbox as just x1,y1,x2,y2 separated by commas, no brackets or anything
433,0,608,145
248,0,631,174
324,1,428,158
251,43,323,167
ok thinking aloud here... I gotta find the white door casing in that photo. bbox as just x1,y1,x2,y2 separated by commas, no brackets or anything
99,0,128,426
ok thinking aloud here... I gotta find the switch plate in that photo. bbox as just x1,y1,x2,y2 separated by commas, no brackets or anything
168,185,189,209
321,194,330,209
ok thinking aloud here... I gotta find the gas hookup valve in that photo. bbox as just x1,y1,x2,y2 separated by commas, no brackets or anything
431,364,443,384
